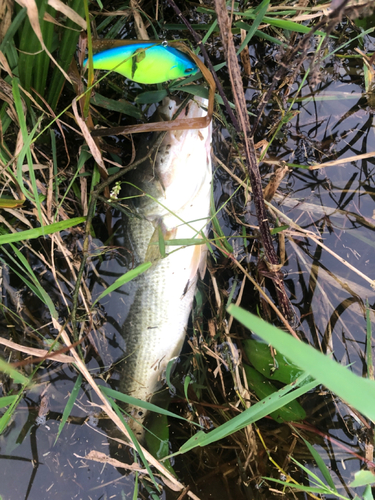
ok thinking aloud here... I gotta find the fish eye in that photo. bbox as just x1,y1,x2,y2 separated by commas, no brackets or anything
185,67,195,73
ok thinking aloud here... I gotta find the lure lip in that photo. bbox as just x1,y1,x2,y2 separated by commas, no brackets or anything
83,42,198,84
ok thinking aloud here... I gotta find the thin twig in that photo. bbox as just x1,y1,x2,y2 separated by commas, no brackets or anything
214,0,296,324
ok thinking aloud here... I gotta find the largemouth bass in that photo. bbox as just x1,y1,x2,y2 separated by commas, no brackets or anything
119,96,212,439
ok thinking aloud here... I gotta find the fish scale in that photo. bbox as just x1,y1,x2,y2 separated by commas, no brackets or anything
118,97,212,438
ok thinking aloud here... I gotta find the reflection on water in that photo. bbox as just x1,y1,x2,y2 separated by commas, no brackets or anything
0,364,136,500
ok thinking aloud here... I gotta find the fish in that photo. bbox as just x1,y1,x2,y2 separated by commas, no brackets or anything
118,96,212,439
84,43,198,84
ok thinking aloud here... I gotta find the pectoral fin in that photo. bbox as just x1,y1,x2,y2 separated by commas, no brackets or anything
144,225,177,263
189,236,208,281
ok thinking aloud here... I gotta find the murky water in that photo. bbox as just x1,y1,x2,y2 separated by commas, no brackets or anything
1,11,375,500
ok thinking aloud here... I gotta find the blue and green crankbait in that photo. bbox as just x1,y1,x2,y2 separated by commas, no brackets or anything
84,42,198,84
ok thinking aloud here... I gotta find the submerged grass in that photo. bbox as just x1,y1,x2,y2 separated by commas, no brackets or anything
1,0,375,499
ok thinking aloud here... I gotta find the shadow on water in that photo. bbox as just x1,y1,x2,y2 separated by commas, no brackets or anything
2,8,375,500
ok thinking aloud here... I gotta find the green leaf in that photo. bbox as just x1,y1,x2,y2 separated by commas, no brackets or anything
228,304,375,423
108,399,160,492
90,93,142,119
0,358,29,385
243,364,306,422
236,0,269,55
100,386,199,425
184,375,191,403
135,90,168,104
0,217,86,245
177,374,316,453
262,478,329,495
238,14,326,36
270,225,289,234
163,238,206,246
55,374,82,445
243,339,304,384
301,437,337,491
350,470,375,488
0,395,18,409
5,243,58,319
92,262,152,306
0,405,17,435
145,413,175,476
0,198,25,208
363,485,375,500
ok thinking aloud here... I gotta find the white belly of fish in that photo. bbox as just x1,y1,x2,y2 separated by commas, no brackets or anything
119,96,212,438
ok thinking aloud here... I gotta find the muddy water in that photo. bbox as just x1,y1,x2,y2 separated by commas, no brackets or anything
1,22,375,500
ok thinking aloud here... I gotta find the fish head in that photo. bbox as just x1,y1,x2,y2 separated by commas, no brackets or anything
149,97,212,223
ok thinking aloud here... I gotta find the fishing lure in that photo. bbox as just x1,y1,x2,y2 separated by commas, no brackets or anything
85,40,215,136
83,41,198,84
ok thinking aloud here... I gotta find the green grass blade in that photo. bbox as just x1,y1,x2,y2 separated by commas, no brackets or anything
200,18,218,45
262,478,330,495
33,1,55,98
253,28,286,46
183,375,191,403
145,413,176,476
176,374,317,453
0,7,26,52
46,0,85,110
12,78,43,224
5,243,58,319
240,13,326,36
236,0,269,55
55,150,91,221
0,405,18,434
165,358,177,395
100,386,199,425
0,217,86,244
17,7,40,96
290,454,337,492
227,304,375,423
298,438,337,491
133,469,139,500
90,92,143,119
210,188,233,254
92,262,152,307
109,399,161,492
0,358,29,385
162,238,207,247
55,374,82,445
0,396,18,409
